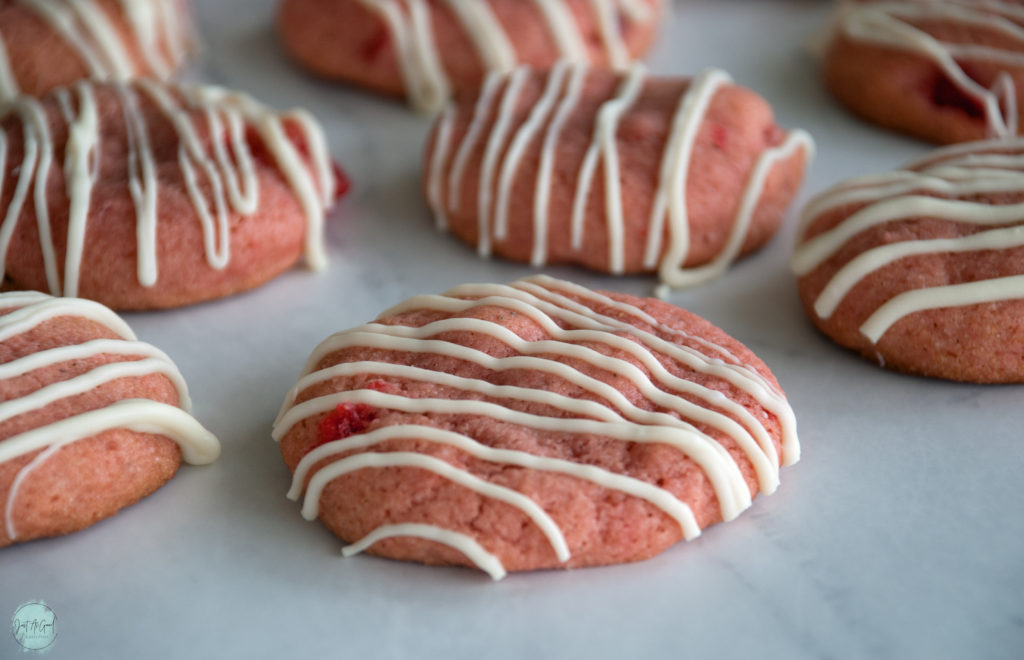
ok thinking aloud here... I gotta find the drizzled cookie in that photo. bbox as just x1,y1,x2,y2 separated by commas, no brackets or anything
424,64,812,295
0,291,219,547
0,0,194,101
822,0,1024,144
0,79,343,309
275,275,798,578
793,137,1024,382
277,0,663,112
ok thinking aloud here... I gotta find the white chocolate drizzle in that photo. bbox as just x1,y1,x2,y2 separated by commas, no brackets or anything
275,275,798,578
425,65,813,295
829,0,1024,138
792,136,1024,343
342,522,507,580
0,292,220,542
0,79,336,300
0,0,192,102
355,0,659,113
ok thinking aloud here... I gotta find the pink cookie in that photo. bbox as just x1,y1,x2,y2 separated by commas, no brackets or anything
793,137,1024,382
424,65,812,293
277,0,663,112
0,291,219,547
822,0,1024,144
0,0,194,101
275,275,799,578
0,79,342,310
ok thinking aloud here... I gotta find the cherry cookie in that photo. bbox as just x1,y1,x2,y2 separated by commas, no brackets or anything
0,79,342,310
0,291,220,548
0,0,194,102
424,64,812,295
792,137,1024,383
274,275,799,579
277,0,664,112
822,0,1024,144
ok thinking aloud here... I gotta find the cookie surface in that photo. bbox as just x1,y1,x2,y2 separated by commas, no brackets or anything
277,0,663,112
822,0,1024,144
423,64,811,294
274,275,798,578
0,0,194,102
792,137,1024,382
0,291,220,547
0,79,341,310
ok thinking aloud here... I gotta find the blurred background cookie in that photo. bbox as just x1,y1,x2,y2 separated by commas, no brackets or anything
0,79,344,309
0,0,195,101
424,64,812,294
821,0,1024,144
792,137,1024,382
277,0,664,112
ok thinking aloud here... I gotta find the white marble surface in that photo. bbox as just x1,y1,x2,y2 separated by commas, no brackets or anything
2,1,1024,658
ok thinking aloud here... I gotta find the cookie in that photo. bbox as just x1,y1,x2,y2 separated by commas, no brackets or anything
792,137,1024,382
277,0,663,112
0,79,343,310
822,0,1024,144
0,0,194,102
423,64,812,295
274,275,799,578
0,291,220,547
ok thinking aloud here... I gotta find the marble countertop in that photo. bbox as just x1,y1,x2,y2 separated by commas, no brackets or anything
2,1,1023,658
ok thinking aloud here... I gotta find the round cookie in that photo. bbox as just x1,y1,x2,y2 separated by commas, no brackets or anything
274,275,799,578
822,0,1024,144
0,0,194,102
277,0,663,112
792,137,1024,383
0,79,343,310
0,291,220,548
423,64,812,295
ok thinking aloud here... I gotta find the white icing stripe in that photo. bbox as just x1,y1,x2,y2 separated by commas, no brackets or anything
426,66,811,294
63,82,101,297
793,196,1024,277
356,0,655,113
284,360,626,424
570,64,646,272
656,128,814,292
476,67,531,257
276,389,747,520
533,0,587,60
2,0,191,103
289,425,703,540
495,61,570,243
427,106,457,229
0,80,335,295
793,140,1024,344
815,225,1024,320
341,523,507,581
0,338,191,409
0,296,135,343
277,277,798,577
2,398,220,539
531,65,587,266
447,73,503,214
363,292,777,493
861,274,1024,342
299,451,571,562
444,1,517,74
0,358,186,427
833,1,1024,138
